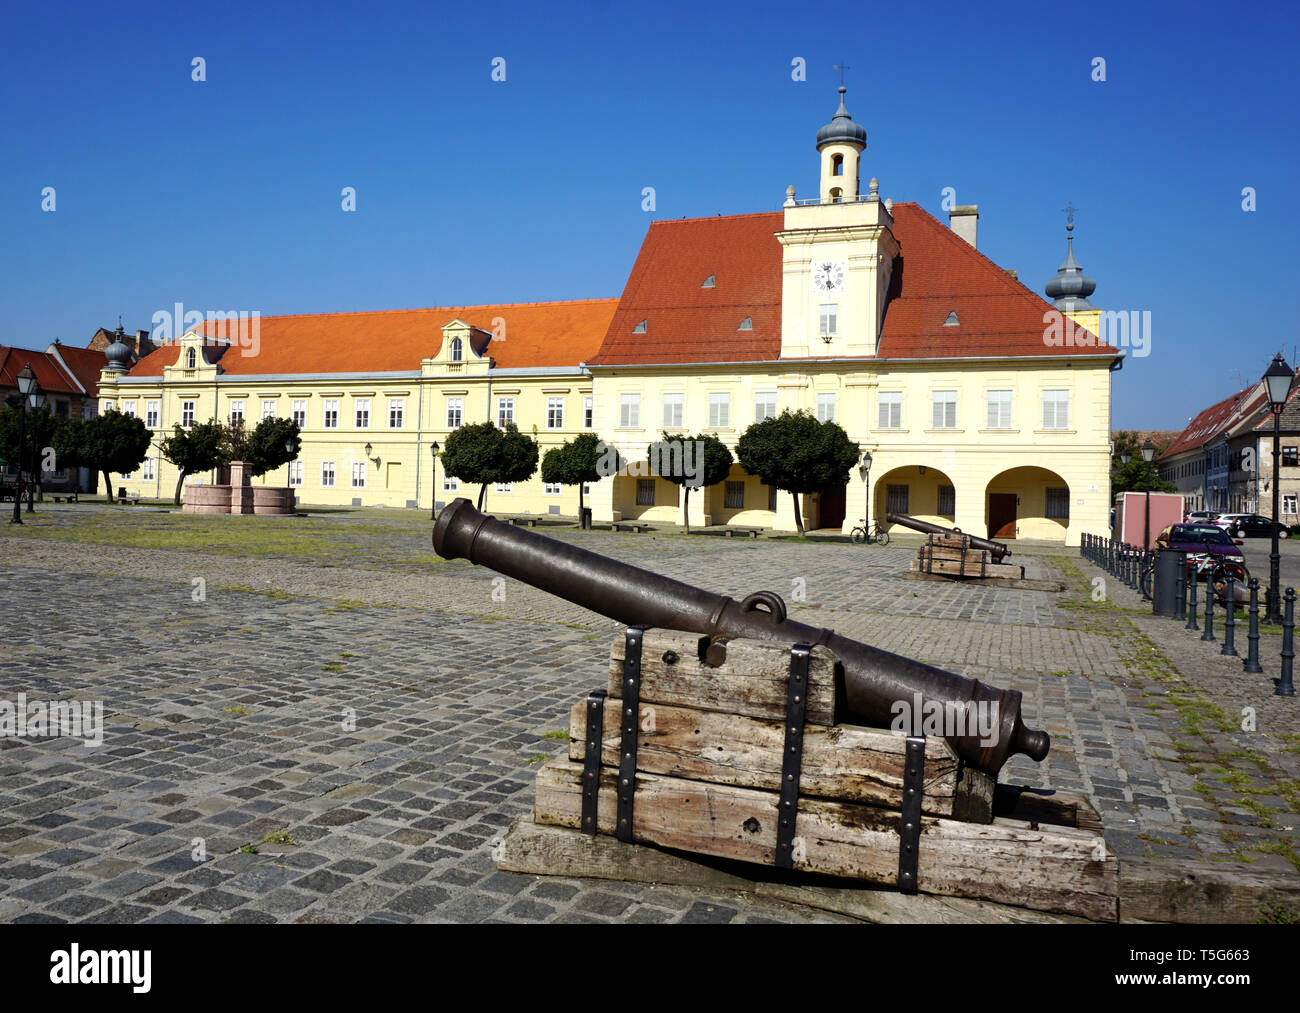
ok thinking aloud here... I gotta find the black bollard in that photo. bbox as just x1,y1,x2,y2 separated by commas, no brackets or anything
1129,547,1139,591
1186,567,1199,631
1174,553,1187,622
1279,588,1296,697
1221,577,1238,656
1108,539,1115,575
1244,578,1263,674
1201,574,1216,642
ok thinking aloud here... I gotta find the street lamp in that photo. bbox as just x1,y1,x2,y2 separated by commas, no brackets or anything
10,364,36,524
858,450,873,533
1141,438,1156,551
430,441,440,520
1262,353,1293,627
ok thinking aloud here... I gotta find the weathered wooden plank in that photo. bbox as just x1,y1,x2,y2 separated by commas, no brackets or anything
534,758,1118,921
900,571,1066,593
918,544,989,564
1119,858,1300,924
909,558,1026,579
995,784,1105,833
568,698,994,822
609,629,837,726
496,818,1093,923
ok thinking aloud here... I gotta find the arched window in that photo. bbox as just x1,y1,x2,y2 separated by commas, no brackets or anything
450,337,462,361
185,347,196,369
830,187,843,203
832,153,844,177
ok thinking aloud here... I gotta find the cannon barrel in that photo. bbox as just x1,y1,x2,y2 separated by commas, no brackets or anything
433,498,1048,775
884,511,1011,562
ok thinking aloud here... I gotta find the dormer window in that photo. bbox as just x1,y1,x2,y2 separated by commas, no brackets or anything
943,311,960,327
633,320,647,334
450,337,463,361
701,275,715,288
738,317,753,331
185,347,196,369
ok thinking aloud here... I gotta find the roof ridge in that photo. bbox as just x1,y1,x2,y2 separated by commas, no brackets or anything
193,297,619,327
647,211,784,227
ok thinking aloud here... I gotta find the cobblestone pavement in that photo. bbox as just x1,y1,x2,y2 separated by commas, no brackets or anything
0,505,1296,924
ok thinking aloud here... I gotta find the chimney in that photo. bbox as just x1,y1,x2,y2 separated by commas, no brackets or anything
136,329,152,354
949,204,979,248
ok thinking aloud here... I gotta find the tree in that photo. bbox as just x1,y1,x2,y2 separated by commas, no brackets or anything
736,410,859,535
160,420,225,505
540,432,608,526
442,421,539,509
646,432,734,532
1110,431,1175,496
236,417,302,478
82,410,152,501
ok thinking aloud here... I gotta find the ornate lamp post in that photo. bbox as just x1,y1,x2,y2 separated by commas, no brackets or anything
10,364,36,524
858,450,872,533
1142,437,1156,550
430,441,440,520
1263,353,1293,625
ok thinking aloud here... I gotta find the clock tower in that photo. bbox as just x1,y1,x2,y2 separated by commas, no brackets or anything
776,87,898,359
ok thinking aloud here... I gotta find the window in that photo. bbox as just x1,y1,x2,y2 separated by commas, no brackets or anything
662,393,684,428
321,461,336,487
1046,487,1070,519
816,393,836,423
768,485,778,512
636,478,656,506
497,397,515,428
120,467,133,480
1285,447,1299,467
323,399,339,428
185,348,196,369
55,400,68,418
442,473,459,492
355,398,370,429
931,390,957,429
878,392,901,429
755,391,777,422
620,393,640,428
103,400,114,413
446,398,463,429
738,317,752,331
584,396,593,429
288,461,303,486
123,401,137,418
1286,493,1298,515
229,400,244,425
181,401,195,427
544,482,562,495
546,396,564,430
632,320,647,334
986,390,1012,429
938,485,955,516
262,399,277,420
886,484,909,514
819,303,838,337
725,481,745,510
389,399,404,429
146,401,159,427
292,400,307,427
351,461,366,488
1042,390,1069,429
708,392,730,428
495,482,513,494
450,337,462,361
141,458,155,481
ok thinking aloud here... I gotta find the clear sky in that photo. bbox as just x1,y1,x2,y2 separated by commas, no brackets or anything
2,0,1296,430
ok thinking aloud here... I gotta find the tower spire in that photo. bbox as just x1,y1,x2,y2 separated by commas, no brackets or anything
1045,204,1096,310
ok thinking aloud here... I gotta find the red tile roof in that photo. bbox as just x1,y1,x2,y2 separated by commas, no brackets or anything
588,203,1120,366
48,344,108,395
1161,384,1269,458
0,347,82,396
122,300,619,377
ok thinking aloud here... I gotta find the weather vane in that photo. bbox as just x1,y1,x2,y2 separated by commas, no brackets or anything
833,62,851,86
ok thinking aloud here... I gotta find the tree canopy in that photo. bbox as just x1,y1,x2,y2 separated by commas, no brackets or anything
646,432,734,532
441,421,540,509
540,432,607,525
82,410,152,501
736,410,859,534
160,420,226,505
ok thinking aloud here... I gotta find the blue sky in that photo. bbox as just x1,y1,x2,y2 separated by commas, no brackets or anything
2,0,1296,430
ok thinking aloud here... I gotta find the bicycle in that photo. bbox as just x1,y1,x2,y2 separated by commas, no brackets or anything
1140,544,1249,604
850,517,890,545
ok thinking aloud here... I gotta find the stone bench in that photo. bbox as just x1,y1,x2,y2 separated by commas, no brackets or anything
116,491,140,506
508,516,540,528
724,527,762,539
612,522,648,533
50,493,79,504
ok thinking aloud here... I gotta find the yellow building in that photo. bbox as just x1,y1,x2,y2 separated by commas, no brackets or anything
98,87,1119,545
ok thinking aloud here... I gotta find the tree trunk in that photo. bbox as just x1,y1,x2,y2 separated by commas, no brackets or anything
174,470,187,506
682,486,691,533
477,483,488,510
102,470,115,501
791,491,804,535
578,483,586,529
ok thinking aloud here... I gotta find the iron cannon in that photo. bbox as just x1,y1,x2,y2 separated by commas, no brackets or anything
433,499,1049,776
885,511,1011,562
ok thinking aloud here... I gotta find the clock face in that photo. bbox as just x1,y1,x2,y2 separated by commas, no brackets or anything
812,260,845,292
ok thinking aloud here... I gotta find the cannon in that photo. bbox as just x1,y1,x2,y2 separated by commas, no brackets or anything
885,511,1011,562
433,498,1049,776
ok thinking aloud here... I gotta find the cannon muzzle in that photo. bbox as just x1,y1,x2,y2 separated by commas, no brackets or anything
885,511,1011,562
434,499,1048,776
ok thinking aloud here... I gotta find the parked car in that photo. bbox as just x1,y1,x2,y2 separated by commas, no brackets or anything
1216,513,1290,539
1183,510,1221,524
1153,523,1250,597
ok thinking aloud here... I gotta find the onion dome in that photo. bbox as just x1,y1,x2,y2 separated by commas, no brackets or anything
104,320,132,372
1045,211,1097,310
816,87,866,151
